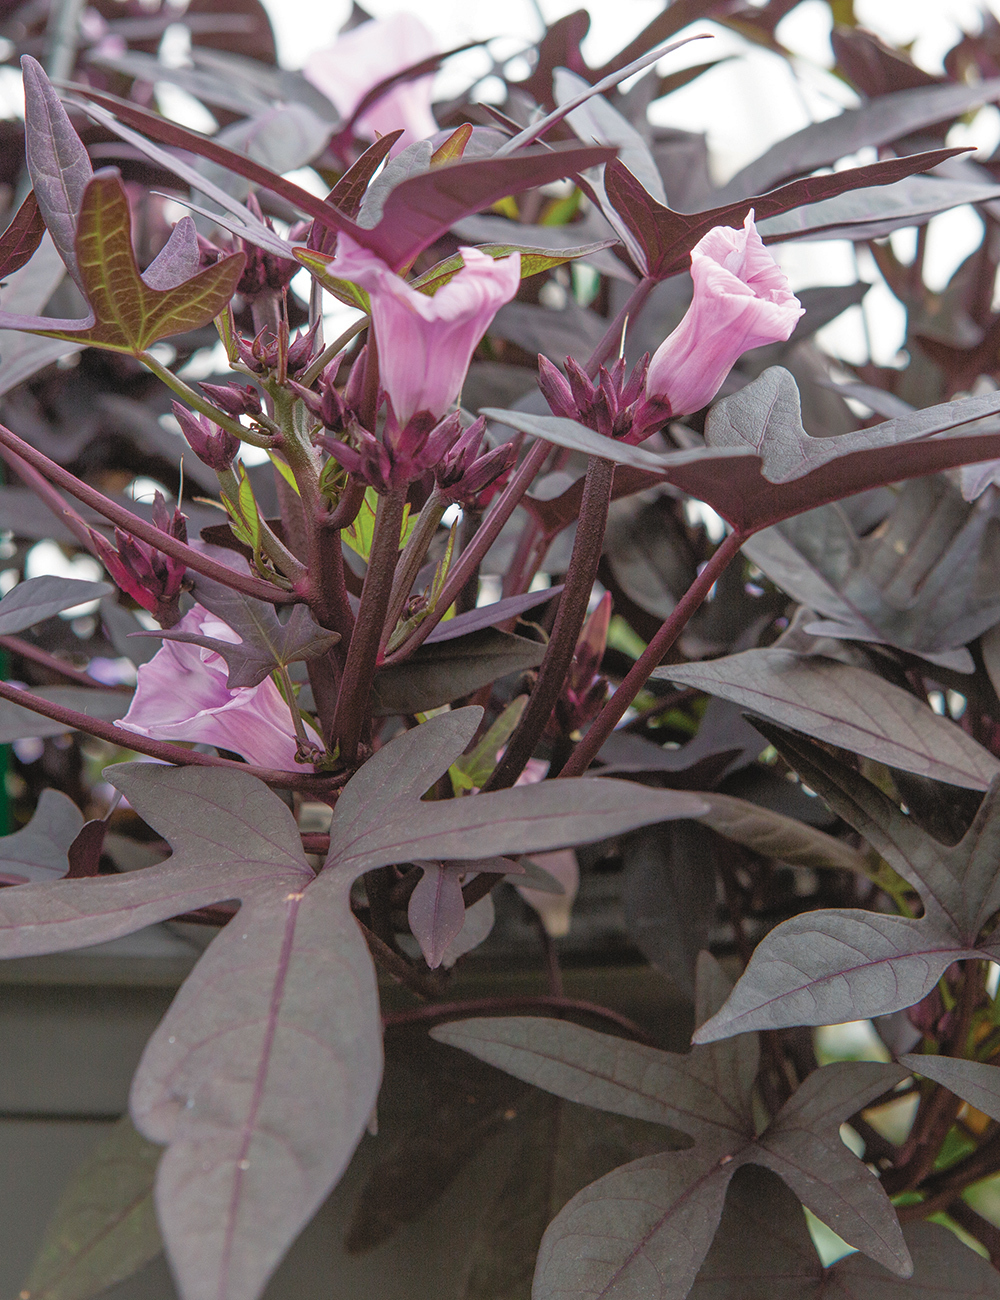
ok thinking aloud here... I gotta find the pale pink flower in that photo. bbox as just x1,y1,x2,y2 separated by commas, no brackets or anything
304,13,439,152
116,605,321,770
330,234,521,431
639,211,803,425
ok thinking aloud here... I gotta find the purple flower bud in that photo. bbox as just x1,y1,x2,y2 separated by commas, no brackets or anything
172,402,240,471
199,382,262,419
91,492,189,626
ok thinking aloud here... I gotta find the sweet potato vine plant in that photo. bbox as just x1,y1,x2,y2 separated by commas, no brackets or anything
9,2,1000,1298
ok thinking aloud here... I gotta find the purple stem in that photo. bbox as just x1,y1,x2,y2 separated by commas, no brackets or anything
0,635,121,690
484,455,616,791
0,677,345,794
332,484,407,763
561,528,749,778
382,995,656,1045
383,437,553,663
0,422,298,605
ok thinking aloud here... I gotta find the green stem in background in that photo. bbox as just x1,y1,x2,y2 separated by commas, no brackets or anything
383,437,553,663
140,351,276,449
216,465,307,585
332,484,408,763
484,456,616,791
274,662,322,762
382,487,447,651
0,422,298,604
560,527,749,778
299,315,370,389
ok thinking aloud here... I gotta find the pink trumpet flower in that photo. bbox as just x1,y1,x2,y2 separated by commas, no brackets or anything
632,210,803,438
329,235,520,435
304,13,439,152
116,605,322,771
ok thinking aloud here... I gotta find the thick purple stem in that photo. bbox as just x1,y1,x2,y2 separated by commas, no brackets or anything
560,528,749,778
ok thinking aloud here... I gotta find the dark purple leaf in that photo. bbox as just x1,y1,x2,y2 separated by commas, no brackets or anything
745,477,1000,671
0,189,47,280
0,789,83,886
661,649,1000,790
149,574,339,689
691,1164,1000,1299
0,686,131,743
325,707,709,876
695,791,871,876
721,76,1000,199
898,1055,1000,1123
140,216,202,290
757,173,1000,245
434,955,909,1299
21,56,93,288
622,822,717,1000
596,698,763,780
0,575,111,634
0,171,246,353
69,87,616,271
371,629,545,715
603,147,970,280
694,726,1000,1042
408,861,470,969
424,586,563,643
486,367,1000,533
20,1115,163,1300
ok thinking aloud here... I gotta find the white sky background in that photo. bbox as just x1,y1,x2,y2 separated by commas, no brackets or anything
263,0,1000,370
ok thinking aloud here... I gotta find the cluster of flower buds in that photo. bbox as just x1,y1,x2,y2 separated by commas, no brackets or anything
172,402,240,471
90,493,188,627
318,410,515,502
236,320,321,378
291,350,367,436
537,353,651,443
197,195,306,302
548,592,612,739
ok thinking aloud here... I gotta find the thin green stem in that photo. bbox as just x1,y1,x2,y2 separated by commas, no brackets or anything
140,351,275,449
217,466,307,585
484,456,616,790
332,485,408,763
560,528,748,778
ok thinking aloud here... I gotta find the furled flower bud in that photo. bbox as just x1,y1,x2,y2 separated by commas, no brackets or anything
198,382,262,420
90,493,188,626
632,210,803,438
327,235,520,434
236,321,321,378
434,416,517,503
538,353,648,441
172,402,240,471
198,195,305,300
